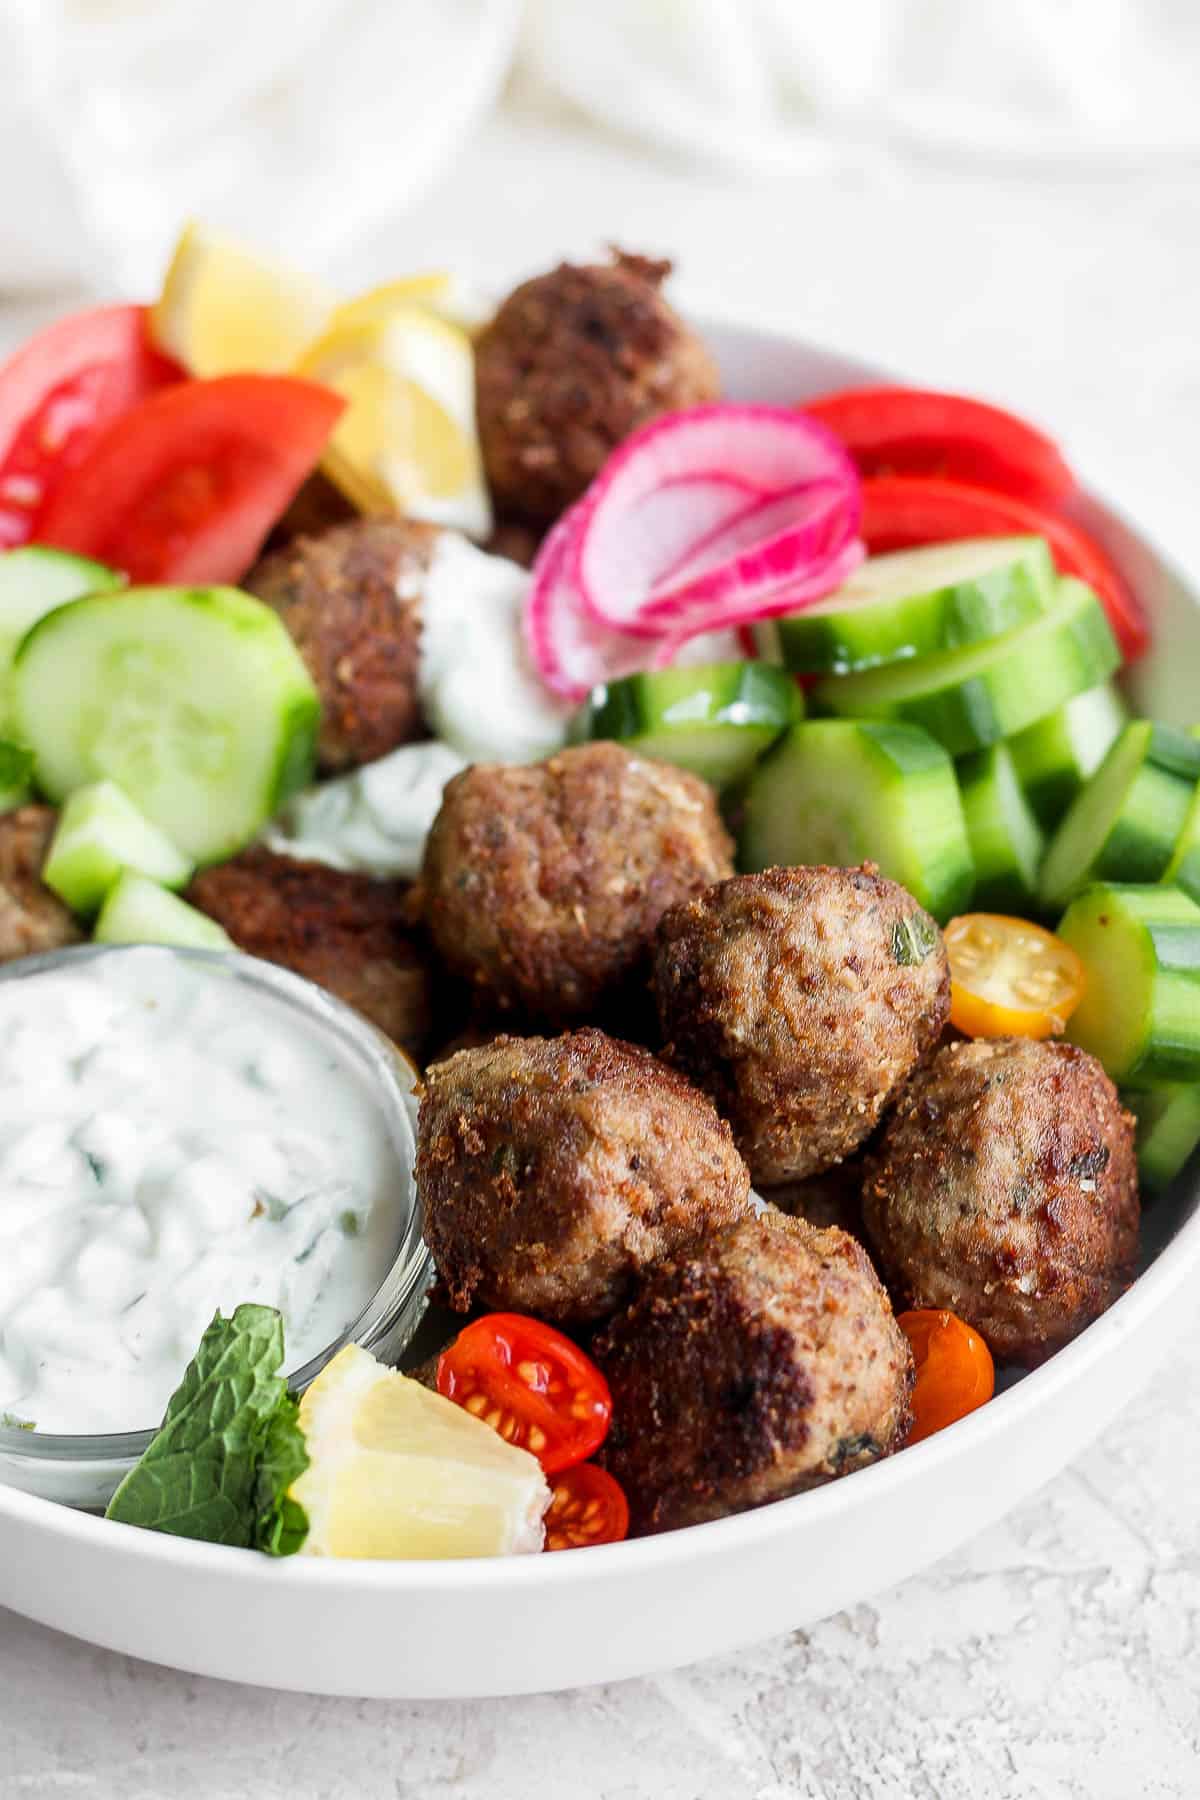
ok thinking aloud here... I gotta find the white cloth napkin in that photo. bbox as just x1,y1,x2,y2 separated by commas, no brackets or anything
3,0,1199,295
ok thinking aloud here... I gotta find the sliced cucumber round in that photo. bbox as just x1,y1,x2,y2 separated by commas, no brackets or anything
0,738,33,813
957,742,1045,912
1122,1083,1200,1193
811,579,1120,757
94,871,233,951
1007,679,1130,828
43,779,194,916
1038,722,1200,912
1059,882,1200,1085
12,586,320,866
575,661,801,789
0,546,122,732
739,717,974,922
773,535,1056,674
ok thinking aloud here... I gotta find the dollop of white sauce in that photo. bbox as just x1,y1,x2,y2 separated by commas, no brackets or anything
265,740,468,880
417,533,573,764
0,950,409,1436
262,532,743,882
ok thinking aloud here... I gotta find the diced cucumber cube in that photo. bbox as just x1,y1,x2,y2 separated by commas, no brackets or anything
94,872,233,952
44,780,194,916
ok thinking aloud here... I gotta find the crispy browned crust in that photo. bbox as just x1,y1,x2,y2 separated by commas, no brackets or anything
243,517,438,773
416,1028,751,1326
416,742,734,1029
862,1037,1141,1366
653,865,950,1185
0,805,82,963
475,252,721,526
593,1212,914,1535
188,846,434,1057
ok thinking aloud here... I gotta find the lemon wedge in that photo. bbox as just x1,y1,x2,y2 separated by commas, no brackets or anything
291,1345,550,1560
296,308,492,538
333,272,492,336
152,220,335,377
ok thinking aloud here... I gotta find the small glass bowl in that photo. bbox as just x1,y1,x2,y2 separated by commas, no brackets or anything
0,943,433,1511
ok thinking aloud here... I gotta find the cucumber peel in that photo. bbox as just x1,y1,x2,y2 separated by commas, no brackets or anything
0,738,33,812
774,535,1055,674
1008,680,1129,829
1122,1084,1200,1193
812,578,1120,756
44,779,195,916
957,742,1044,912
12,585,320,865
1039,721,1200,912
739,716,974,922
1059,882,1200,1085
0,546,123,732
576,660,801,788
95,871,233,951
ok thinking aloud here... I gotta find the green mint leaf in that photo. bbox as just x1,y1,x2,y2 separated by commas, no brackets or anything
892,912,940,967
253,1393,310,1557
105,1303,305,1549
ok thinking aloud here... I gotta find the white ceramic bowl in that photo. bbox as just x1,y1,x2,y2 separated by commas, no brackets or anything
0,317,1195,1698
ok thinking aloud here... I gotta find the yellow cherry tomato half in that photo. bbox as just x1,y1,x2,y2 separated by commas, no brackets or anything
944,912,1086,1040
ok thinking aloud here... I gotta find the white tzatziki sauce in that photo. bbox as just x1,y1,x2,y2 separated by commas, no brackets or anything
416,532,573,764
265,739,468,880
262,531,744,881
0,949,408,1436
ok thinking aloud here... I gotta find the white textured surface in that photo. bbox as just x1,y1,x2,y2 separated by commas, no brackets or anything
5,97,1200,1795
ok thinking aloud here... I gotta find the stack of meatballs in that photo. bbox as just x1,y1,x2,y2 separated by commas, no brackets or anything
0,250,1140,1539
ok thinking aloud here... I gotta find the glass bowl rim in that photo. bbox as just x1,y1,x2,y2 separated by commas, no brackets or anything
0,941,432,1466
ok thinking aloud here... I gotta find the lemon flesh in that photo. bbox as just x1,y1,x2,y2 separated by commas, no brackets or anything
292,1345,550,1560
296,310,492,539
153,220,335,378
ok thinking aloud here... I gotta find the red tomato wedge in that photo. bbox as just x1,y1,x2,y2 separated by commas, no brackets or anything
437,1313,613,1475
805,385,1075,506
544,1464,630,1550
0,304,182,550
859,474,1150,662
35,374,344,586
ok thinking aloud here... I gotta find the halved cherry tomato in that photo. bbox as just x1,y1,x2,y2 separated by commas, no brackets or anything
0,305,183,549
35,374,344,585
806,385,1075,506
859,475,1150,663
899,1309,995,1445
544,1463,630,1550
944,912,1086,1040
437,1313,612,1475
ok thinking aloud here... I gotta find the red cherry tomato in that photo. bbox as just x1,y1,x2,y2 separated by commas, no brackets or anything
0,305,182,549
805,385,1075,506
898,1308,995,1445
859,475,1150,663
35,374,344,585
544,1463,630,1550
437,1313,613,1475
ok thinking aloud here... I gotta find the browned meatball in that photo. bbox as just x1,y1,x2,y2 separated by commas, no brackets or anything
862,1037,1140,1366
593,1212,913,1535
417,742,734,1028
0,805,82,963
417,1028,751,1325
243,517,438,772
654,865,950,1186
475,251,720,526
188,847,433,1058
